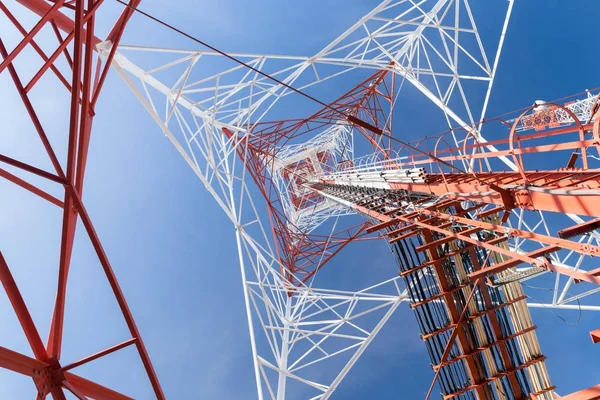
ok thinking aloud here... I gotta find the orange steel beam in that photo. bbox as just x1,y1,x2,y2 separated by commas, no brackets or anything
437,122,594,159
559,218,600,239
398,241,510,277
424,276,486,400
591,329,600,344
560,384,600,400
387,171,600,217
0,345,48,377
63,373,134,400
422,230,523,399
0,253,49,363
530,386,559,398
468,246,561,281
315,182,600,286
409,282,471,308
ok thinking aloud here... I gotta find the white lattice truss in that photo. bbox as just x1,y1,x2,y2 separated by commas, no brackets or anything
510,91,599,132
96,0,599,398
270,124,356,234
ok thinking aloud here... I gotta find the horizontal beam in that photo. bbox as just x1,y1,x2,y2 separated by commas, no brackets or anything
558,217,600,239
468,246,560,281
58,338,137,373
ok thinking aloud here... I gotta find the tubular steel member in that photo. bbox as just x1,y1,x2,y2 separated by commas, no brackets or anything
0,1,165,398
311,183,555,399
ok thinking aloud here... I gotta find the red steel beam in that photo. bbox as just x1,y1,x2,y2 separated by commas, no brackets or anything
48,0,87,360
350,200,488,398
388,174,600,217
64,373,133,400
443,356,548,400
591,329,600,344
0,0,65,74
0,153,66,185
62,380,89,400
21,0,105,93
0,2,71,91
313,185,555,398
422,266,486,400
2,1,166,398
316,184,600,285
14,0,101,45
559,218,600,239
560,384,600,400
421,295,528,340
58,338,137,373
432,325,537,370
0,39,65,178
0,167,63,208
67,185,165,399
467,246,525,398
399,209,600,285
409,282,471,308
0,345,48,377
468,246,561,282
0,253,48,362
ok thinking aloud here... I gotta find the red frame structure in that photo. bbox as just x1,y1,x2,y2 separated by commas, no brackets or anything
2,1,600,399
0,1,164,398
308,98,600,399
223,68,396,285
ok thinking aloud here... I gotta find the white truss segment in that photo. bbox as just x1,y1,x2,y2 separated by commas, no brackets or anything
109,0,512,136
509,91,599,132
103,1,528,398
105,0,515,239
271,124,355,233
248,271,406,400
111,58,408,399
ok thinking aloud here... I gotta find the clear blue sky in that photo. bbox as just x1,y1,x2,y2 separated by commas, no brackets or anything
1,1,600,399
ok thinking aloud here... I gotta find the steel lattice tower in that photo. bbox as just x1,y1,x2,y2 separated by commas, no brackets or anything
1,0,600,399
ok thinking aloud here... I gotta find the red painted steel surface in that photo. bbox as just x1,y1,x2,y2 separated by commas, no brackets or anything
0,1,164,398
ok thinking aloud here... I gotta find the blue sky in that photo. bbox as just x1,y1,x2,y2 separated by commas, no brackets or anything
1,0,600,399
